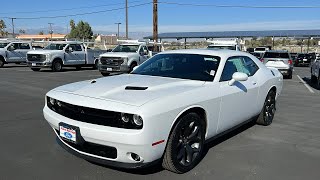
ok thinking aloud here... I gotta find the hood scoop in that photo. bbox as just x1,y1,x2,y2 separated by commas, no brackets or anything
125,86,148,90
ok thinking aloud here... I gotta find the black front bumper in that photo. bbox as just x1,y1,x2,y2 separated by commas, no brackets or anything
99,64,130,73
56,135,160,169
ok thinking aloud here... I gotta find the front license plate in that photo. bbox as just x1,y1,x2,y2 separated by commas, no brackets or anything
32,63,36,66
303,59,308,62
107,68,113,71
59,124,77,143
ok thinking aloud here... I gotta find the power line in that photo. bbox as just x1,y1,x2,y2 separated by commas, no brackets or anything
0,0,146,15
158,1,320,9
0,2,153,20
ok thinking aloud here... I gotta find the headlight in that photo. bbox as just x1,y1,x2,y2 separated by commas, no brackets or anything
133,114,143,126
122,57,128,64
46,54,50,60
49,97,56,105
120,113,143,127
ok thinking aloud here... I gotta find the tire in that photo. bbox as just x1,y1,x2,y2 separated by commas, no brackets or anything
93,59,99,70
101,72,110,76
311,74,317,84
129,62,137,72
31,68,41,71
317,75,320,89
256,90,276,126
0,58,4,68
287,71,293,79
51,60,63,72
162,112,205,173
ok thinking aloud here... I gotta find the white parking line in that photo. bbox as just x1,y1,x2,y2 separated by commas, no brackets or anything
297,75,315,93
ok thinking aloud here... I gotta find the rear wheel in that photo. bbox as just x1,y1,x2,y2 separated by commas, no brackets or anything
52,60,63,72
0,59,4,68
257,90,276,126
31,68,40,71
162,112,205,173
101,72,110,76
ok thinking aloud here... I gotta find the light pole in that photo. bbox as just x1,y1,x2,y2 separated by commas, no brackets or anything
115,23,121,41
48,23,54,39
125,0,128,39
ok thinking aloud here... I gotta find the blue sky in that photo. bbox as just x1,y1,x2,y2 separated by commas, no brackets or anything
1,0,320,35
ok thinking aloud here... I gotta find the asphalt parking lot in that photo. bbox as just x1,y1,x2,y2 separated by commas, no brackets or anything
0,65,319,180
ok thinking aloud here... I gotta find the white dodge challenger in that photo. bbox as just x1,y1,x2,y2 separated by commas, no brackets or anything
43,49,283,173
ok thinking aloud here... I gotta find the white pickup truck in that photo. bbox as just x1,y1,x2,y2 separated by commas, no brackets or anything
0,40,33,68
27,41,106,72
98,42,152,76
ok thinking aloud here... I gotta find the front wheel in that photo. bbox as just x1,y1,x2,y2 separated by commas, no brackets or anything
311,74,317,83
0,59,4,68
162,112,205,173
256,90,276,126
101,72,110,76
52,61,63,72
31,68,41,71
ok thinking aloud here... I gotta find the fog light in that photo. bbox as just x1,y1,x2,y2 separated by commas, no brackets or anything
121,113,130,123
133,114,143,126
131,153,141,162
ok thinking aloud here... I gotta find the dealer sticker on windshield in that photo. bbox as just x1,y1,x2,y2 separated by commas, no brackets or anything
59,125,76,143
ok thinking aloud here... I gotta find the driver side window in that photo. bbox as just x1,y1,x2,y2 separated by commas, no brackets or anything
220,56,251,81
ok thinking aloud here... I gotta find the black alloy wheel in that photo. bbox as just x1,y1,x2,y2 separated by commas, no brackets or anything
163,112,205,173
257,90,276,126
52,61,62,72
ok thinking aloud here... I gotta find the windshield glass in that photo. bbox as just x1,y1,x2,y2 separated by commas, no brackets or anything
0,42,9,48
132,54,220,81
44,43,67,50
263,52,289,58
207,45,236,50
112,45,140,52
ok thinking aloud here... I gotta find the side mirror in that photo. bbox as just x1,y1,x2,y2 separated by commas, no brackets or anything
228,72,248,86
7,46,15,51
132,65,139,71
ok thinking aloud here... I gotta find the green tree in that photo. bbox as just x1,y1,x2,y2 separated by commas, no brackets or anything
68,20,93,40
0,19,7,36
69,19,75,30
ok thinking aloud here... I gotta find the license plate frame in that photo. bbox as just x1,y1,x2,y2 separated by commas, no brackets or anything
107,67,113,71
32,63,36,66
59,122,82,144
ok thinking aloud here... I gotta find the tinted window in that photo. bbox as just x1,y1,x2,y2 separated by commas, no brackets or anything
12,43,20,49
113,45,139,52
19,43,30,49
0,42,8,48
208,45,236,50
44,43,67,50
255,48,266,51
69,44,82,51
132,54,220,81
263,52,289,58
220,56,258,81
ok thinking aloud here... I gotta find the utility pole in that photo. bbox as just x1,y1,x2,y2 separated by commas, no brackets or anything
115,23,121,41
153,0,158,51
9,18,16,37
125,0,128,39
48,23,54,39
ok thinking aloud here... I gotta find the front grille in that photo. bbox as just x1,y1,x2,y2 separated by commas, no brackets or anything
100,57,124,66
58,131,117,159
27,54,46,62
47,97,142,129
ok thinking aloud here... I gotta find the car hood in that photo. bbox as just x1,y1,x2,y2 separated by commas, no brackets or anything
28,50,62,54
100,52,137,58
52,74,205,107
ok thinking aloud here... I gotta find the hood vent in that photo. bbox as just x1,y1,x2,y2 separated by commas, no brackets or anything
125,86,148,90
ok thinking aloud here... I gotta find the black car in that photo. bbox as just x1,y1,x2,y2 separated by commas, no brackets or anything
294,53,312,66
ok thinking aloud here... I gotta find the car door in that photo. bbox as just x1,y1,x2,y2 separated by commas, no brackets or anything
64,44,80,65
15,43,31,62
73,44,85,65
6,43,21,62
217,56,260,134
138,46,148,64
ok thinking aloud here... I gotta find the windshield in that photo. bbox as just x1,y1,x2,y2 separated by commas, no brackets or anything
112,45,140,52
132,54,220,81
0,42,8,48
263,52,289,58
207,45,236,50
44,43,67,50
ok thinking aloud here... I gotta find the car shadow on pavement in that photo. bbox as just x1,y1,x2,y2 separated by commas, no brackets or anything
84,120,257,175
39,67,97,73
302,77,320,90
1,65,27,68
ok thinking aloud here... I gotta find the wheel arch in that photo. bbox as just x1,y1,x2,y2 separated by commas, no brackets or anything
52,57,63,64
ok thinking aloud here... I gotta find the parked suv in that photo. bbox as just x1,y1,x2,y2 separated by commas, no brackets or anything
261,50,293,79
294,53,312,67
